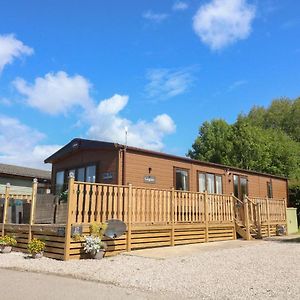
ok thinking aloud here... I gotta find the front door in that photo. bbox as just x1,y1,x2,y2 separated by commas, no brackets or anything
233,175,248,200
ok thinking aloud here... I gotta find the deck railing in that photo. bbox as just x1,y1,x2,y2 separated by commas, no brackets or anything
247,196,287,224
0,176,288,260
68,180,236,226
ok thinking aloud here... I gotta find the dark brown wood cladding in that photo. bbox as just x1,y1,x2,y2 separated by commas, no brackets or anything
124,150,288,199
51,148,119,188
49,143,288,200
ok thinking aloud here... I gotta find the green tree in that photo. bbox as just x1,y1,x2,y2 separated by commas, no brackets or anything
188,97,300,221
240,97,300,142
188,119,234,166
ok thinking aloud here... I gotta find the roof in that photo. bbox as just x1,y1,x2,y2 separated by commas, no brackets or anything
0,163,51,180
44,138,287,180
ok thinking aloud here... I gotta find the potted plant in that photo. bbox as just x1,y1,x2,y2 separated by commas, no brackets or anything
28,238,45,258
59,190,68,203
83,235,107,259
0,235,17,253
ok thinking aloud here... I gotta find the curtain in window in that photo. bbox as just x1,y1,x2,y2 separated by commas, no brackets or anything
215,175,222,194
175,169,189,190
206,174,215,193
198,173,206,193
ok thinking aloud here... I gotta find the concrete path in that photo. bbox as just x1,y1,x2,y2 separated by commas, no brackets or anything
0,269,171,300
124,239,263,259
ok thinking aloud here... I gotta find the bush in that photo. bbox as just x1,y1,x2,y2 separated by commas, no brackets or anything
28,238,45,254
83,235,106,254
0,235,17,246
89,222,108,238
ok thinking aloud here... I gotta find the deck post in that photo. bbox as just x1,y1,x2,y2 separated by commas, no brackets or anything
28,178,38,242
170,187,175,246
204,191,209,242
1,183,10,236
284,198,288,234
256,200,262,238
244,196,251,240
64,174,75,261
126,184,132,252
266,197,271,237
231,194,237,240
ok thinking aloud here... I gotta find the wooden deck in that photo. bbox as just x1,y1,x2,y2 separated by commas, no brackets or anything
0,178,287,260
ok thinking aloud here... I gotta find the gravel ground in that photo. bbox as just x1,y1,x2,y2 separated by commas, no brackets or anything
0,239,299,299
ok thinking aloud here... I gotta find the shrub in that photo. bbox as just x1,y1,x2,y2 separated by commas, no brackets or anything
0,235,17,246
28,238,45,254
89,222,108,238
83,235,106,254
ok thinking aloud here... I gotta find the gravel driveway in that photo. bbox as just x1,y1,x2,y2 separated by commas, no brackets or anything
0,239,299,299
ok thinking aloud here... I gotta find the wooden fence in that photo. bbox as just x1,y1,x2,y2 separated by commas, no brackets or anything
1,176,287,260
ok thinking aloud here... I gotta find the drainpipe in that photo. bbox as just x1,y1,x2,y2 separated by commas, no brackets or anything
122,146,127,185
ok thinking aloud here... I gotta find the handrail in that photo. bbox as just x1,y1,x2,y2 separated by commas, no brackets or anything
245,195,257,206
73,181,232,197
232,195,244,205
248,196,285,202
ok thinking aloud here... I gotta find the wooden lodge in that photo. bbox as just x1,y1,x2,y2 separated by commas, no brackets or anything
0,138,288,260
45,138,288,201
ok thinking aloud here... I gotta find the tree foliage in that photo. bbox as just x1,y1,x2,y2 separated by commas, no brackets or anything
188,97,300,212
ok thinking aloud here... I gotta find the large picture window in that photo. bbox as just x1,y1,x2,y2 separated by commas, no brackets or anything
175,168,189,191
55,164,97,193
198,173,223,194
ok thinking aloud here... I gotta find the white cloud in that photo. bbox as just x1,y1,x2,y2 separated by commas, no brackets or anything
193,0,256,50
87,94,176,151
96,94,128,115
0,34,33,73
228,79,248,91
13,71,92,115
143,10,169,23
145,68,194,100
0,115,60,169
172,1,189,11
12,70,176,152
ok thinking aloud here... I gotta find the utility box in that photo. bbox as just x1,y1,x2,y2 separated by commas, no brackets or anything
286,208,298,234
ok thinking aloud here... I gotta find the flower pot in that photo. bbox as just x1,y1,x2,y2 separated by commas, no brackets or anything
32,252,43,259
0,245,12,253
90,249,105,259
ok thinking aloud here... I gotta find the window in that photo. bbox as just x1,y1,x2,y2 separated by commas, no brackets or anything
77,167,85,181
206,174,215,193
86,165,96,183
198,173,206,193
55,165,97,191
216,175,222,194
55,171,65,194
267,181,273,198
198,173,223,194
175,169,189,190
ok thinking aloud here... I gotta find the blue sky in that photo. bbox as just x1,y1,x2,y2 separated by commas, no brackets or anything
0,0,300,169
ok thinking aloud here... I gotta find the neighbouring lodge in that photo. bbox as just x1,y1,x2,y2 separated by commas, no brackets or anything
45,138,288,201
0,163,51,224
